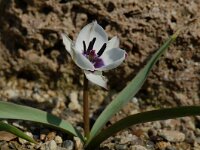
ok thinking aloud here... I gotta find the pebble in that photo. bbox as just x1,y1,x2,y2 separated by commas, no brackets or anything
54,135,63,144
165,145,177,150
130,145,147,150
56,146,68,150
46,132,56,141
47,90,56,97
41,140,57,150
12,122,24,130
145,140,155,149
68,91,81,112
115,144,127,150
159,130,185,142
24,90,32,98
185,130,195,143
0,131,16,141
155,141,171,149
120,134,138,144
62,140,74,150
32,93,43,102
9,141,21,149
43,93,50,99
40,134,46,141
34,142,43,149
74,136,83,150
0,142,9,150
4,89,19,99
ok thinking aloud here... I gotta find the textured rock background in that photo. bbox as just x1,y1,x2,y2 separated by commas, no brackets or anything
0,0,200,108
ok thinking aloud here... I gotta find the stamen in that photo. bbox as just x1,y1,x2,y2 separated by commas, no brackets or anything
83,41,86,53
97,43,107,57
87,37,96,53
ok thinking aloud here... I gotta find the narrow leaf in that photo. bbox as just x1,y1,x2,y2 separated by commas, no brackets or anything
0,101,84,142
88,31,180,142
0,121,36,143
86,106,200,149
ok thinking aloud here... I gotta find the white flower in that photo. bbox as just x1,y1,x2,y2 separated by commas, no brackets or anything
61,21,126,89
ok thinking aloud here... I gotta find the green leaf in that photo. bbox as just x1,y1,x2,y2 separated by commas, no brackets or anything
88,31,180,143
86,106,200,149
0,121,36,143
0,101,84,142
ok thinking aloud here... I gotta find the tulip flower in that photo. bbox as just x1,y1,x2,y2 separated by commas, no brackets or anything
61,21,126,89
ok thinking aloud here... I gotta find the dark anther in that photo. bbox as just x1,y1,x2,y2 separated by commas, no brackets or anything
97,43,107,57
83,41,86,53
87,37,96,53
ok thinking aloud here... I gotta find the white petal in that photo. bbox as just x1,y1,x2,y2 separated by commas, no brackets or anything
75,22,93,53
74,52,95,71
88,21,108,51
61,33,94,71
84,70,108,89
61,33,73,57
106,36,120,51
75,21,108,53
97,48,126,71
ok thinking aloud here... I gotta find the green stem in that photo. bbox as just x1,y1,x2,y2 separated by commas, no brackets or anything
83,75,90,138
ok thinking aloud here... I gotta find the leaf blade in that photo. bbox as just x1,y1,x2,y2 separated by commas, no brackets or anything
86,106,200,149
0,101,84,142
0,121,36,143
88,31,179,142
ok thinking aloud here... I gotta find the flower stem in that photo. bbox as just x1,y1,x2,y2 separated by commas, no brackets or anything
83,75,90,138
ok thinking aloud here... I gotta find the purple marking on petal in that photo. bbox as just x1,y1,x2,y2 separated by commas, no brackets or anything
82,48,104,68
94,57,104,68
82,52,87,57
89,50,97,57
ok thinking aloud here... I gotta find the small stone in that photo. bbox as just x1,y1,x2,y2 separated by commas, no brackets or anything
63,140,74,150
120,134,138,144
166,145,177,150
46,132,56,141
0,142,9,150
115,144,127,150
12,122,24,130
34,142,43,149
56,146,68,150
145,140,155,149
40,134,46,141
47,90,56,97
130,145,147,150
185,130,195,143
68,91,81,112
42,140,57,150
43,93,50,99
156,141,171,149
9,141,21,149
54,135,63,144
159,130,185,142
0,131,16,141
32,93,43,102
4,89,19,99
74,136,83,150
148,129,157,137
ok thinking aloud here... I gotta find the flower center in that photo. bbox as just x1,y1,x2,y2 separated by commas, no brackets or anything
82,38,107,68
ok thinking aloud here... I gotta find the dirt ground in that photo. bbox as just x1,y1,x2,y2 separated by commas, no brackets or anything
0,0,200,150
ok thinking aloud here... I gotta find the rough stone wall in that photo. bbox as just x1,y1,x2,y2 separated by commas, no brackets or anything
0,0,199,106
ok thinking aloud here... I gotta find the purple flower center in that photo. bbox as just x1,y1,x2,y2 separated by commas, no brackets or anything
82,38,106,68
